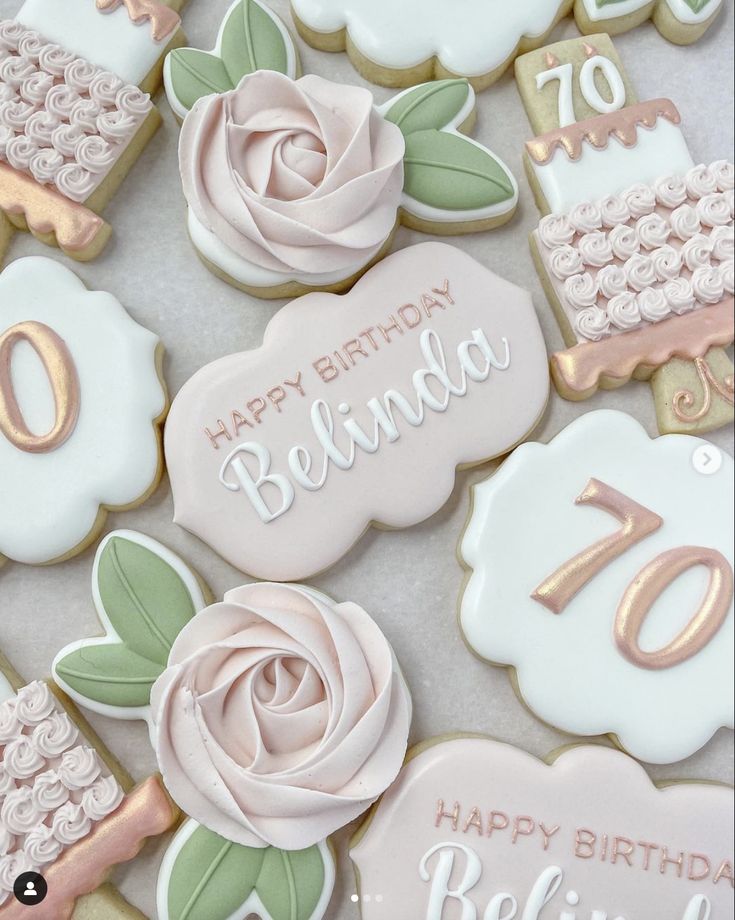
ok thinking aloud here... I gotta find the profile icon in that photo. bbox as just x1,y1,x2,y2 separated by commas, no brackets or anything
13,871,48,905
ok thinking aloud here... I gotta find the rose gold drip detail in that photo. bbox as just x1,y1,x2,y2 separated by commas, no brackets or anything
544,52,560,68
615,547,734,670
0,776,177,920
0,321,80,453
582,42,599,59
0,163,107,254
95,0,180,41
526,99,681,164
550,298,734,398
673,356,735,422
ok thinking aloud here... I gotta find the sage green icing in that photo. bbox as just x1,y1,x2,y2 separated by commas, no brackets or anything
168,0,290,113
54,644,163,708
384,80,471,136
167,823,326,920
683,0,713,10
97,535,196,666
403,129,514,210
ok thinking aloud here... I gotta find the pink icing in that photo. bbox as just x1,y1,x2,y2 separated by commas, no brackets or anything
164,243,550,581
150,582,412,850
351,738,734,919
178,70,405,277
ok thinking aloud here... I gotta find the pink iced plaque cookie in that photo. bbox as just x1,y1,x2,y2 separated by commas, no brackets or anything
351,736,734,919
164,242,549,580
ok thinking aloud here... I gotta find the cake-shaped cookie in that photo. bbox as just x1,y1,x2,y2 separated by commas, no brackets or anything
0,0,187,261
164,0,519,298
517,35,734,434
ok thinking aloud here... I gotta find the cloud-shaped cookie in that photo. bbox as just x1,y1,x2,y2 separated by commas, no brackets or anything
165,243,549,581
460,410,734,764
0,258,166,565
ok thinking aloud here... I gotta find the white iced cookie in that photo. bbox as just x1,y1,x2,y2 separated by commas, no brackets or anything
460,410,734,765
0,257,167,565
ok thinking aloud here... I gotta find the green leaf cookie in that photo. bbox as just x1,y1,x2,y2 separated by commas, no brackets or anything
221,0,291,85
54,644,163,709
384,79,471,135
403,129,516,210
167,48,234,113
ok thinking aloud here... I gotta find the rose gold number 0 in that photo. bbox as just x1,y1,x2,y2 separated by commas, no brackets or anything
0,321,80,453
532,479,733,670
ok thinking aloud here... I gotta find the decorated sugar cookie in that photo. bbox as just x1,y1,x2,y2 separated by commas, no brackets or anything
164,0,519,298
0,0,187,261
351,736,734,919
163,243,549,580
53,530,413,920
0,658,178,919
0,257,167,566
290,0,723,91
517,35,734,435
460,410,734,765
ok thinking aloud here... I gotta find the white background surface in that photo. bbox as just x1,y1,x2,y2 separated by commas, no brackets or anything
0,1,733,916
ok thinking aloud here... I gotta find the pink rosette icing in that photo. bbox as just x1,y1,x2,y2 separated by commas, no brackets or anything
151,583,412,850
596,264,627,300
179,71,405,279
563,272,598,309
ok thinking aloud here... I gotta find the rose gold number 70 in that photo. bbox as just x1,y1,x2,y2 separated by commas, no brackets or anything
532,479,733,670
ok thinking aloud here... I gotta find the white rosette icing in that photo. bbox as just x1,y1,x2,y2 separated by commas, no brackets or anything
24,823,63,866
569,201,603,234
63,58,98,94
51,800,92,846
24,109,59,146
81,774,123,822
0,852,37,895
75,135,116,174
0,21,25,52
0,766,16,797
653,174,688,209
58,746,102,791
575,306,610,342
685,164,718,200
598,195,631,229
44,84,81,121
710,160,735,192
38,43,76,77
2,736,45,780
4,135,37,171
15,682,56,726
624,253,657,292
0,84,16,104
19,71,54,106
32,712,79,758
650,245,683,282
663,277,696,315
0,54,35,89
636,213,671,251
609,224,640,261
0,699,19,744
89,72,124,107
0,99,35,131
710,225,734,262
115,85,152,117
597,264,628,300
51,123,84,158
96,110,138,144
577,230,613,267
669,204,701,241
0,785,44,834
69,98,103,133
622,183,656,218
30,148,64,185
17,30,44,63
563,272,598,310
721,259,734,294
54,164,97,203
538,213,575,248
681,234,714,271
31,769,70,812
692,265,725,305
697,193,732,227
607,292,643,331
549,244,584,280
0,825,13,858
637,288,671,324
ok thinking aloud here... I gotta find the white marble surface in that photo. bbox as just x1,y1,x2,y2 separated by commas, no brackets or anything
0,0,732,916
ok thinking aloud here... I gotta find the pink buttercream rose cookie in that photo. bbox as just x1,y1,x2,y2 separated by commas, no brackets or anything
150,581,412,851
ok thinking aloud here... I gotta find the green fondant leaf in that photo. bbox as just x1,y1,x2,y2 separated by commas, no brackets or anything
166,824,327,920
402,129,515,210
54,644,163,709
384,80,471,136
97,536,196,666
168,47,233,112
221,0,290,85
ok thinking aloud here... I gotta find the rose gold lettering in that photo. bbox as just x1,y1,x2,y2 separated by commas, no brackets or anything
688,854,710,881
313,357,338,383
267,386,287,412
639,842,658,871
435,799,460,832
231,411,253,435
487,812,509,838
463,807,483,836
612,837,635,867
343,339,369,365
660,848,684,878
433,279,454,304
247,398,267,424
575,828,596,859
421,294,444,317
398,304,422,329
377,315,404,343
540,823,561,851
284,372,305,396
204,419,231,450
512,816,535,845
360,328,380,351
714,860,734,886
